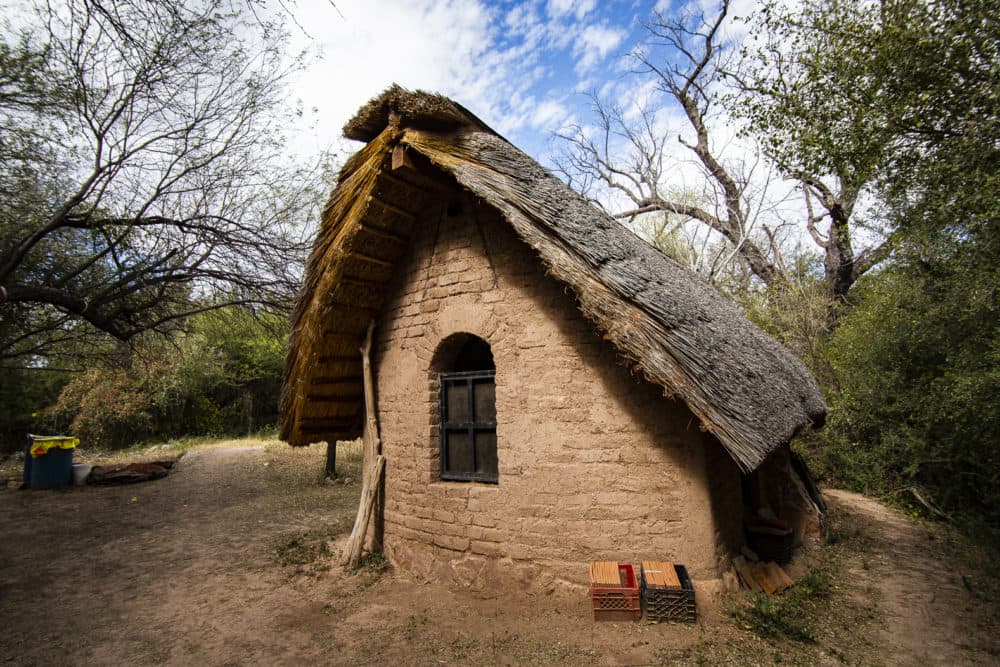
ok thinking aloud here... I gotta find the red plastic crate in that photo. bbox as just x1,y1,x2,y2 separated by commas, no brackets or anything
590,562,640,622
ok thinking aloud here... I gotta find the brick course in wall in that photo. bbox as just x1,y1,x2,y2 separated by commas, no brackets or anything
372,188,743,591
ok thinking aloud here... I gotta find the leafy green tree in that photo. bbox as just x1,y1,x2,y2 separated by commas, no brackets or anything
195,307,287,434
731,0,895,301
0,367,68,451
754,0,1000,531
556,0,892,313
734,0,998,295
0,0,323,363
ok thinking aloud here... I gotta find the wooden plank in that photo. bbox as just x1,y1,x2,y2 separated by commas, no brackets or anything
642,560,680,589
317,354,362,364
392,144,416,172
340,275,391,291
358,223,409,245
642,560,657,587
328,299,380,315
298,426,355,435
666,562,680,588
388,144,452,191
310,377,363,386
379,169,424,192
768,562,794,590
368,194,417,220
590,561,620,586
348,251,393,268
299,415,357,424
320,332,364,341
732,556,762,592
305,395,359,404
763,562,789,592
752,562,778,595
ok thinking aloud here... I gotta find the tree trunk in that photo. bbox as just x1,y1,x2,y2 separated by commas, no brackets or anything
342,320,383,567
825,203,857,301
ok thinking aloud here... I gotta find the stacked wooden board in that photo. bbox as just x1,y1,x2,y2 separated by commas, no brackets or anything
732,555,794,594
589,561,627,586
641,560,682,589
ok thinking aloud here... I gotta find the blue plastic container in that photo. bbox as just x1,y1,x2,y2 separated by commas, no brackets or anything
26,446,74,490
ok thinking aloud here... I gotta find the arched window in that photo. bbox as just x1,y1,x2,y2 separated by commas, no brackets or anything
437,335,497,483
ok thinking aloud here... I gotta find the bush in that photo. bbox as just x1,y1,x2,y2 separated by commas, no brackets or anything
733,567,833,642
40,307,286,449
816,251,1000,532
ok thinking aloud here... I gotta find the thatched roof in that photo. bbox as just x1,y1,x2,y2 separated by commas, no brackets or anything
280,85,826,472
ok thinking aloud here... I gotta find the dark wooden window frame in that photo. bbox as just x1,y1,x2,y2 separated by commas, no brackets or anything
439,369,497,483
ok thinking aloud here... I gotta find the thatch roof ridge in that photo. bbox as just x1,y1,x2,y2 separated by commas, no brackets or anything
343,84,494,142
282,85,826,472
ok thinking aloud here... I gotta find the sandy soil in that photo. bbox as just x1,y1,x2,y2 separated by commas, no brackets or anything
0,442,996,666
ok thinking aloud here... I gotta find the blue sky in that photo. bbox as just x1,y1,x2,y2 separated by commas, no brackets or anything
287,0,673,162
282,0,826,256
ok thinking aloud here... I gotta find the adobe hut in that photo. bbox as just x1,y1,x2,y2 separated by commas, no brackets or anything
281,86,826,590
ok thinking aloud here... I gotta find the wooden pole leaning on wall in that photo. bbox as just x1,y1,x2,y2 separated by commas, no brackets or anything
343,320,384,568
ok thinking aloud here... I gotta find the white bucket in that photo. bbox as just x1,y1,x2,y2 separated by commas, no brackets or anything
72,463,92,486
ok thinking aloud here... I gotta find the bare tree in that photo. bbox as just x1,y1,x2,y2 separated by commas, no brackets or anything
556,0,888,304
556,0,786,289
0,0,326,362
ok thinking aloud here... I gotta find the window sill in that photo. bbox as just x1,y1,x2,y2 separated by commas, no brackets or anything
429,480,499,489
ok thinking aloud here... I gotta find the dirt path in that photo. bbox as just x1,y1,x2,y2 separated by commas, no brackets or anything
0,443,354,665
823,489,999,666
1,443,996,665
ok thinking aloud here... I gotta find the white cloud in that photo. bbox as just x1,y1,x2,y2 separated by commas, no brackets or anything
282,0,651,163
286,0,511,153
572,23,628,74
546,0,598,20
529,99,571,130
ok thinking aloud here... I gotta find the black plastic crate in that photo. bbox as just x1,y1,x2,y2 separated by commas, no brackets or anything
641,563,696,623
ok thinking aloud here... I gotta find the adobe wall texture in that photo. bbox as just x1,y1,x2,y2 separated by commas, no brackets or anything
372,187,744,592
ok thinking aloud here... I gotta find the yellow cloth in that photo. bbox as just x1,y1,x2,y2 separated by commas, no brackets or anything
29,436,79,458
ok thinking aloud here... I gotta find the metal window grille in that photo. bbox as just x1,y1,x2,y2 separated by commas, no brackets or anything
439,370,497,483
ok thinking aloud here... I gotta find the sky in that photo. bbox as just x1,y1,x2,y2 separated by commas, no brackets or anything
285,0,676,163
281,0,818,262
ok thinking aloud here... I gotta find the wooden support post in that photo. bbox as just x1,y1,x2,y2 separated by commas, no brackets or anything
325,441,337,478
348,455,385,569
342,320,384,568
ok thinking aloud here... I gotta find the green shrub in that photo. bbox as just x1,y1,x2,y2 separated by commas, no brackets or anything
39,307,287,449
733,567,832,642
817,256,1000,532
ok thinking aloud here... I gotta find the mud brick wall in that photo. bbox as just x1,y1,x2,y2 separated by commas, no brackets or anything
373,188,743,591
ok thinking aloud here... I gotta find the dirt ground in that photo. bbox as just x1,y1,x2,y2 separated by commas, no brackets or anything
1,440,997,666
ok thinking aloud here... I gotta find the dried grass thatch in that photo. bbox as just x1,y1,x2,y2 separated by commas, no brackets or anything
281,86,826,472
